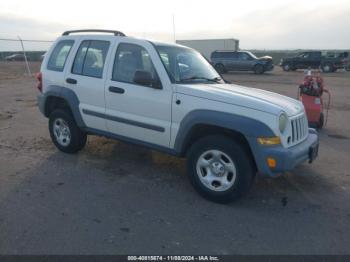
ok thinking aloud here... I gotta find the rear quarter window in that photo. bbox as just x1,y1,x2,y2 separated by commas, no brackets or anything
47,40,74,72
211,52,220,59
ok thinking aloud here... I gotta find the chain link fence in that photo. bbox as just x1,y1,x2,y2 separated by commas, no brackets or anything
1,38,349,79
0,38,53,78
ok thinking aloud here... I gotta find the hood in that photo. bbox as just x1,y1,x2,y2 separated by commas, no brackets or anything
176,83,303,117
258,55,273,61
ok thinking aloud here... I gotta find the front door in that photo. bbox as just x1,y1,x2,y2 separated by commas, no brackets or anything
237,52,254,70
104,40,173,148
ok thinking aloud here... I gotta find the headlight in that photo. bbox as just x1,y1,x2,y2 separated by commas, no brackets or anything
279,112,288,133
257,136,281,145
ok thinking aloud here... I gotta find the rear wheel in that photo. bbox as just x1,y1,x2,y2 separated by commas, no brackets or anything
214,63,225,74
49,109,87,153
187,135,255,203
254,64,264,74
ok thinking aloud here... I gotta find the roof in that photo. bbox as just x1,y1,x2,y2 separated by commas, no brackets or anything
62,29,125,36
59,29,193,49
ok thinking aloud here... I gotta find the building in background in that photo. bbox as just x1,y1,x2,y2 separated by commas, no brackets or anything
176,38,239,60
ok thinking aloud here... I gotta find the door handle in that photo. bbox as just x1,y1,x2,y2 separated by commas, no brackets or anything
109,86,125,94
66,78,77,84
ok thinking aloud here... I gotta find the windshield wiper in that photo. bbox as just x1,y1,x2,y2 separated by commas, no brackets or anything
180,76,222,83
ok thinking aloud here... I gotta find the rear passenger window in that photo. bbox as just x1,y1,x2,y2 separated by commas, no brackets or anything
72,40,110,78
228,52,237,59
47,40,74,72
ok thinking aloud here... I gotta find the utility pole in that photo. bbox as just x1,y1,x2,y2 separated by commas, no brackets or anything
18,36,31,76
172,14,176,43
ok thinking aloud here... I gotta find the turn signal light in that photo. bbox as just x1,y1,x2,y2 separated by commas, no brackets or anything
267,157,277,168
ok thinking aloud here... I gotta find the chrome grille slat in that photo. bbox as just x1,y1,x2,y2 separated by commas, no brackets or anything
292,121,296,142
301,118,304,138
289,114,308,146
297,118,300,141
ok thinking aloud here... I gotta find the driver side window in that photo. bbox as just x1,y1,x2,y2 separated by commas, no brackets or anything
238,53,250,61
301,53,310,59
112,43,159,86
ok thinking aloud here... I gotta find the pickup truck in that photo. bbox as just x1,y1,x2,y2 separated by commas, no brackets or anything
280,51,349,72
36,29,319,203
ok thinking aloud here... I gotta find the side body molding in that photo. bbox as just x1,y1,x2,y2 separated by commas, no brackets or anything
38,85,86,128
174,110,275,154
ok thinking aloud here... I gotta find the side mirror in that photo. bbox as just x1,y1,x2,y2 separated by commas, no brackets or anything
133,70,162,89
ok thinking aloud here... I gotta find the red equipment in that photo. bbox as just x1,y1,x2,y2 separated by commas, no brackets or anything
298,70,331,129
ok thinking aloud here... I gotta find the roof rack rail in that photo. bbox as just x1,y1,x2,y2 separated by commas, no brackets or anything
62,29,126,36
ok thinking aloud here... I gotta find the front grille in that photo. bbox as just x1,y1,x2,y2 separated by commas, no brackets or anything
290,114,308,145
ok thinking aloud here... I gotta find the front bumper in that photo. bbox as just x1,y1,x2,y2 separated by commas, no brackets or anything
265,64,274,71
248,129,319,177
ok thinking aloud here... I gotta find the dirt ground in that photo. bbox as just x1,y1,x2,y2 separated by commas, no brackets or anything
0,61,349,254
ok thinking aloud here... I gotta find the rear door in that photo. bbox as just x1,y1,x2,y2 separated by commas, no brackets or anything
104,39,173,147
219,52,231,70
64,36,113,131
226,52,239,70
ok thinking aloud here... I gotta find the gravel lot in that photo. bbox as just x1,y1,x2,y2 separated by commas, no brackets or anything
0,62,349,254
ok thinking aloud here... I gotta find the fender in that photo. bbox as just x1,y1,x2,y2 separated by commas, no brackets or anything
38,85,86,128
174,110,275,154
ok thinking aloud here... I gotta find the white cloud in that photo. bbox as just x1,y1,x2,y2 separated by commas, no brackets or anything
0,0,349,50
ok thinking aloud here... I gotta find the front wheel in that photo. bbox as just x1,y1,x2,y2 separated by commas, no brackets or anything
322,63,333,73
187,135,255,203
214,63,225,74
254,64,264,74
49,109,87,153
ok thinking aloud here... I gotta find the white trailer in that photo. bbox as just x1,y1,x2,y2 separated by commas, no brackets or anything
176,38,239,60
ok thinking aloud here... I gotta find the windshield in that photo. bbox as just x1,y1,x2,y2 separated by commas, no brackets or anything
245,51,257,59
155,44,223,84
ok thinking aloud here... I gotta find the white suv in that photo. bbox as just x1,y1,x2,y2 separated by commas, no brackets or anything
37,29,319,203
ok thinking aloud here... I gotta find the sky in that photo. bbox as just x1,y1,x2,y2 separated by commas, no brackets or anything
0,0,349,51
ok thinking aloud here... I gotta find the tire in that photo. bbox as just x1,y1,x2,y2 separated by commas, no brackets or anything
317,112,324,129
214,63,225,74
186,135,255,203
49,109,87,153
254,64,264,74
282,64,291,71
322,63,333,73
